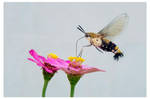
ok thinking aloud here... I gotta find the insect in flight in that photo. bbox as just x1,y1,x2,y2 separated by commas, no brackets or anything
76,13,129,61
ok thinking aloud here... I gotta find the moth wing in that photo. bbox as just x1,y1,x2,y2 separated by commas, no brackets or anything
98,13,129,38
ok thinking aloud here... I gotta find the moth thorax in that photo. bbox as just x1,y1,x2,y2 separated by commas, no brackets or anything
87,32,98,38
87,37,102,47
92,38,102,47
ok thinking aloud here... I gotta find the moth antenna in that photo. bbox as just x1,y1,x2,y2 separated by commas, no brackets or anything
77,25,86,34
78,25,85,32
77,27,84,33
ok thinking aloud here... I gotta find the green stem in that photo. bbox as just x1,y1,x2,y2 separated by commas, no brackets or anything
70,84,75,97
41,70,55,97
67,74,82,97
42,80,49,97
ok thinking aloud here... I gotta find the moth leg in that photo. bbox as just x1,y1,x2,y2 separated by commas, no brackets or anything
95,47,103,53
78,44,92,57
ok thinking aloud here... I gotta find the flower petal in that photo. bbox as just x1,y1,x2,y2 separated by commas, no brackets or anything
28,58,43,67
28,58,38,63
56,58,68,67
43,67,53,73
47,57,68,68
29,49,43,64
61,61,106,75
38,55,47,61
80,67,106,75
65,60,71,64
47,58,60,66
61,68,71,74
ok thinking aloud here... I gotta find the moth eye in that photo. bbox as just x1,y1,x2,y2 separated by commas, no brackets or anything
85,34,89,37
96,38,99,42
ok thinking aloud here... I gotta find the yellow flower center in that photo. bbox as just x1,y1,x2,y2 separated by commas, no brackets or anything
48,53,58,59
68,57,85,69
68,56,85,63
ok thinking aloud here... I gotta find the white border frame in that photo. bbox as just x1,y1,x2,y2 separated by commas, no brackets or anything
1,0,149,99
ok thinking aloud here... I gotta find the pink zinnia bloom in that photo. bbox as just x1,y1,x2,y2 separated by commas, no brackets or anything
61,57,105,75
28,49,67,73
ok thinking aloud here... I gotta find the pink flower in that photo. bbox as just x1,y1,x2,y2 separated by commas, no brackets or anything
61,57,106,75
28,49,67,73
